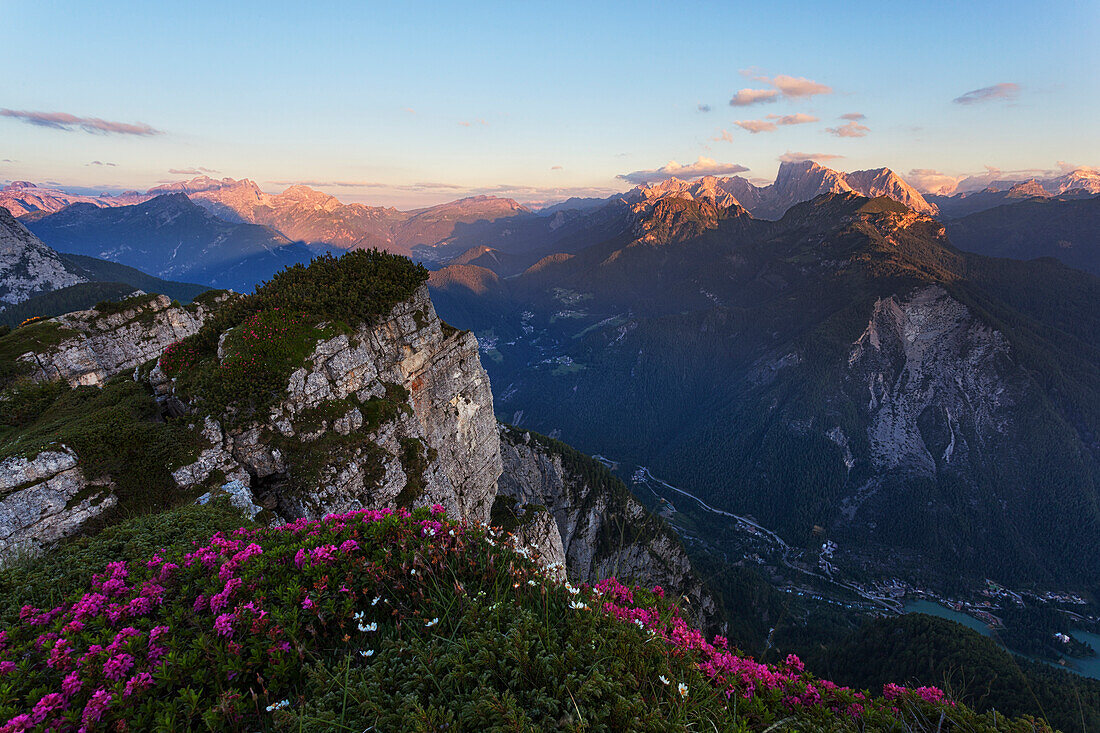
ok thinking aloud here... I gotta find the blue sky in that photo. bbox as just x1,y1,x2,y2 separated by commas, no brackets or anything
2,0,1097,207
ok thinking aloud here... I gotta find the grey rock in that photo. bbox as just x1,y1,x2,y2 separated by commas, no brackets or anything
497,425,717,626
0,448,116,560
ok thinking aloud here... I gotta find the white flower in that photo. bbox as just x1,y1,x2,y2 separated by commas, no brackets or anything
527,579,537,586
371,596,381,606
659,675,670,685
358,621,378,633
410,568,417,575
565,583,580,595
359,649,374,657
569,601,587,610
634,619,644,628
425,617,439,627
353,611,365,621
266,699,290,712
677,682,688,698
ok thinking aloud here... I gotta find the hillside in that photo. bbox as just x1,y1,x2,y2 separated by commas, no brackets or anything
946,197,1100,275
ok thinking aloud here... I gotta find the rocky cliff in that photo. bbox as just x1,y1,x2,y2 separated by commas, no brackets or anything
496,425,717,626
161,284,502,525
13,294,217,387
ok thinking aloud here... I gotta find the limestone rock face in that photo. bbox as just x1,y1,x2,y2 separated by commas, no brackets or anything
496,426,717,626
166,285,502,524
0,206,86,306
18,295,219,387
0,449,116,559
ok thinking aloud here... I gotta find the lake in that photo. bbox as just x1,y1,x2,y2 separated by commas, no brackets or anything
903,599,1100,681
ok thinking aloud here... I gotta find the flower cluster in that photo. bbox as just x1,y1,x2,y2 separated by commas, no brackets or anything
0,507,1049,732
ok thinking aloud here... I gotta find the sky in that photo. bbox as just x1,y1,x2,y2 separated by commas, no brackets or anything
1,0,1098,208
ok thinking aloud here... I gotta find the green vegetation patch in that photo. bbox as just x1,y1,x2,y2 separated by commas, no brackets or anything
160,250,427,423
0,320,77,389
0,378,202,514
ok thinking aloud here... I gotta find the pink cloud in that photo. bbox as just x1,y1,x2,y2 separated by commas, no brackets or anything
826,120,870,138
0,109,161,136
617,156,750,184
729,89,781,106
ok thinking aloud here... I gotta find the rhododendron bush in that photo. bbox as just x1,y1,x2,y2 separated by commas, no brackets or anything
0,508,1052,731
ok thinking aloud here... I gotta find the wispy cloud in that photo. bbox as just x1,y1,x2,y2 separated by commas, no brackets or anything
86,160,118,167
713,129,735,143
779,151,844,163
826,120,870,138
1,159,15,163
168,166,219,175
697,103,711,113
0,109,161,136
729,88,780,107
730,73,832,107
458,119,488,127
953,83,1020,105
840,112,865,121
550,165,563,170
403,107,416,114
734,113,818,134
616,156,749,184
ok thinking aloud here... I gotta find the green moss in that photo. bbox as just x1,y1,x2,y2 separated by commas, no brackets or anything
92,292,159,317
489,494,547,534
395,437,429,507
0,378,202,514
0,321,77,389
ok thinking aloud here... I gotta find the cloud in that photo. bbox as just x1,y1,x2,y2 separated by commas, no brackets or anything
953,83,1020,105
0,109,161,135
713,130,735,143
735,119,776,134
550,165,563,170
779,151,845,163
729,72,832,107
168,166,219,175
734,113,818,134
458,119,488,127
697,103,711,113
840,112,865,121
1,159,14,163
403,107,416,114
826,120,870,138
729,88,781,107
616,156,750,184
906,169,967,195
767,75,832,99
86,161,118,167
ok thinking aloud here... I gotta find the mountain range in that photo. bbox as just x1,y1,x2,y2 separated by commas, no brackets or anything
24,194,315,291
427,190,1100,593
0,205,208,322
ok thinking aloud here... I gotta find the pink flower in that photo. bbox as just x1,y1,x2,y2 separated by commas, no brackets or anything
102,653,135,681
214,613,235,638
81,689,112,727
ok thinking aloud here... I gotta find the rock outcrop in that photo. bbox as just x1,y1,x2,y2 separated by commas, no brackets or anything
496,425,717,626
163,285,502,524
0,449,115,560
17,294,217,387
